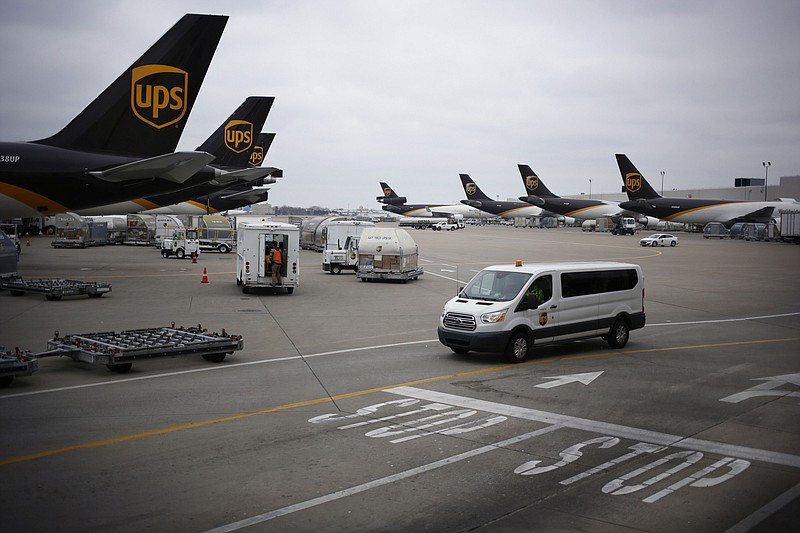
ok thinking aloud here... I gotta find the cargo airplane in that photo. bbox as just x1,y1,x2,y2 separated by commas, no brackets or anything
0,14,231,218
616,154,799,226
376,182,492,219
459,174,546,219
76,99,281,215
516,164,656,226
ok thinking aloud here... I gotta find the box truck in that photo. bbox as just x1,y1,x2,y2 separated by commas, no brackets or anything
236,222,299,294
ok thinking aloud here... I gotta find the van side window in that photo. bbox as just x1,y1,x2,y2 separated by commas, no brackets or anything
525,275,552,306
561,269,638,298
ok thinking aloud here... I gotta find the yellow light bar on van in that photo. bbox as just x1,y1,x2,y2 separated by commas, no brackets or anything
515,260,523,267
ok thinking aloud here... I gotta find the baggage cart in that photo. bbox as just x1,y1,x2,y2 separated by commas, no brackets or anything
1,278,112,300
0,347,39,387
45,324,243,373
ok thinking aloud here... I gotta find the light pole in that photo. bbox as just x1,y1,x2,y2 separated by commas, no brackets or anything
588,179,592,199
660,171,665,196
762,161,770,201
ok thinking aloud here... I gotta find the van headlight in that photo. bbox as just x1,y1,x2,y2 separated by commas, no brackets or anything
481,308,507,323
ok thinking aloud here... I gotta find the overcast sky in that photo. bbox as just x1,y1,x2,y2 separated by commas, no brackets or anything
2,0,799,210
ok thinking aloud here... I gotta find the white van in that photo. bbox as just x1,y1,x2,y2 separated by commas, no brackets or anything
438,261,646,362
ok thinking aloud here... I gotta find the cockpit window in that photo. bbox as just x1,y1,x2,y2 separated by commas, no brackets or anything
461,271,532,302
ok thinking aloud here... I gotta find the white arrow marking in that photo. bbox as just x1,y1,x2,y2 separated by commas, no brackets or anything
535,371,604,389
720,373,800,403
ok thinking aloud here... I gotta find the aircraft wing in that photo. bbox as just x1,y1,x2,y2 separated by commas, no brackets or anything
730,205,776,224
88,151,215,183
429,204,467,217
211,166,281,186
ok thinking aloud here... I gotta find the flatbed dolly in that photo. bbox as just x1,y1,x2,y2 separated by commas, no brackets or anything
356,267,424,283
45,324,243,373
1,278,112,300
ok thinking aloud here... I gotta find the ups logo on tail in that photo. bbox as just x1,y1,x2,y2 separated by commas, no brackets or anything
131,65,187,129
383,186,393,196
525,176,539,191
625,173,642,193
465,183,477,195
225,120,254,153
248,146,264,167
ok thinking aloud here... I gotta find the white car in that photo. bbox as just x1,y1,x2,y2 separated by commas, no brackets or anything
640,233,679,247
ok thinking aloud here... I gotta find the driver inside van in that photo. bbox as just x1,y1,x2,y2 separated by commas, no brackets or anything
525,275,552,307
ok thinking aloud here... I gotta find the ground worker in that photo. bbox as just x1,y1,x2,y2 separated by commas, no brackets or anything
270,244,282,286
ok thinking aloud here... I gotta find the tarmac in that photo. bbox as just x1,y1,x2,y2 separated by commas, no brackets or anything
2,223,799,532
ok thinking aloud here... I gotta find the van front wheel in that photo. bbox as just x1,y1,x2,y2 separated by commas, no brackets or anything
607,319,630,349
506,332,530,363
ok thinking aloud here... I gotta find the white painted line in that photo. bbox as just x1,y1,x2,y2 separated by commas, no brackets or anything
644,311,800,327
422,270,459,282
0,339,437,400
4,312,797,400
203,424,564,532
724,481,800,533
386,387,800,469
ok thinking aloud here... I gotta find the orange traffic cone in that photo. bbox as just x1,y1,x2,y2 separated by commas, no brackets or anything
26,239,30,246
191,251,197,264
201,267,209,283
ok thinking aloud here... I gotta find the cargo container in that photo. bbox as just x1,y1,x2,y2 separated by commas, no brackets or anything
52,213,89,248
779,211,800,243
125,214,155,245
356,227,423,282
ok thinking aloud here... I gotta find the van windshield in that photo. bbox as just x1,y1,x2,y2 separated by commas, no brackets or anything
461,270,532,302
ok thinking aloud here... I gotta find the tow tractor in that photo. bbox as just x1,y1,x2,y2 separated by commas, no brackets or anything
1,278,112,300
0,323,244,386
161,228,201,259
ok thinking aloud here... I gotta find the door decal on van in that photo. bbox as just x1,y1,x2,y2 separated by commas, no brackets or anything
539,312,548,326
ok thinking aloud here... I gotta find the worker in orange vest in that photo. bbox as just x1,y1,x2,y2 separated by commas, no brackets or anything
270,244,282,286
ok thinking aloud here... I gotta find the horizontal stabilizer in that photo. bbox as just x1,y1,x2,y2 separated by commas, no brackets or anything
619,198,656,212
220,187,270,201
88,151,215,183
211,166,281,186
519,195,545,206
377,196,407,205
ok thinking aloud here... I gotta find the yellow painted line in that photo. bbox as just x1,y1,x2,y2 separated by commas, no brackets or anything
1,336,798,467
